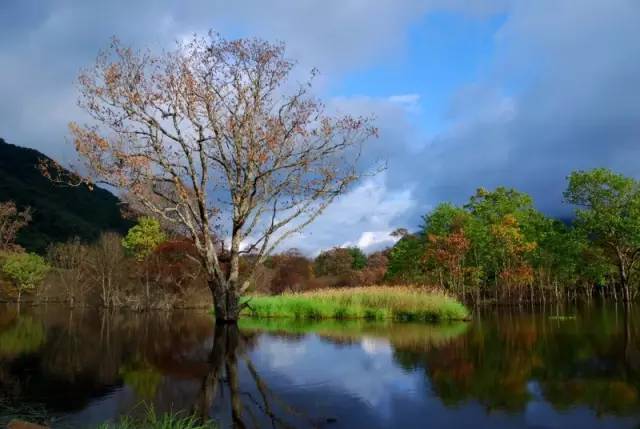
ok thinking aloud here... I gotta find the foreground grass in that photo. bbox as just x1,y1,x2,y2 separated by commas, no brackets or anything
98,410,216,429
0,400,214,429
241,287,470,322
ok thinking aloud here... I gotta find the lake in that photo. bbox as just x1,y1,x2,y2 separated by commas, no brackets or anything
0,303,639,428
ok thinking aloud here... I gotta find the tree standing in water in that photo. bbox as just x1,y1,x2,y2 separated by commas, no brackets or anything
565,168,640,302
53,33,376,322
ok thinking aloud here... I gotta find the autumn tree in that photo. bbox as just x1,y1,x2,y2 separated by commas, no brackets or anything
0,201,31,251
421,204,469,291
265,248,313,293
358,250,389,285
53,34,376,322
564,168,640,302
425,231,471,294
490,214,537,301
149,238,203,295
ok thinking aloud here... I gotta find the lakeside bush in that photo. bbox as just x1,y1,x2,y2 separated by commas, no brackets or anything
242,287,470,322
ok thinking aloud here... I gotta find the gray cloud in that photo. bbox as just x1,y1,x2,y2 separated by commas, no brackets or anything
1,0,638,251
409,0,640,217
0,0,503,157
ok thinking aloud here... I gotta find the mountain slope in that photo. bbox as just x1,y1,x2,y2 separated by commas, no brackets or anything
0,138,132,252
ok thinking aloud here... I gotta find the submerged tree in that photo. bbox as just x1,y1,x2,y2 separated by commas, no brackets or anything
51,34,376,322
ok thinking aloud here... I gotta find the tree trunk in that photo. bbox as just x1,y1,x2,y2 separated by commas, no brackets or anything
145,265,150,308
622,283,631,302
209,279,241,323
620,264,631,302
616,249,632,302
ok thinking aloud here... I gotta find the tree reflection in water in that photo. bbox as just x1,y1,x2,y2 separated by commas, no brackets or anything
194,323,317,429
0,304,639,428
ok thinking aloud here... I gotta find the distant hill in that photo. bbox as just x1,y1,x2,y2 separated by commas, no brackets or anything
0,138,132,252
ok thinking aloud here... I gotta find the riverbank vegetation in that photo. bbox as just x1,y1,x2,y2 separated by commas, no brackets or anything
384,168,640,304
1,402,216,429
241,287,469,322
2,167,640,311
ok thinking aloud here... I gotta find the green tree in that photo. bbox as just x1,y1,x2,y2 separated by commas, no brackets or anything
122,217,166,304
348,247,367,270
422,202,469,236
465,187,536,225
314,248,356,279
122,217,166,261
385,235,425,283
1,252,50,306
564,168,640,302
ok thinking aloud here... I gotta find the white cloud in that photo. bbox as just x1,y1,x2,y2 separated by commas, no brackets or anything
342,231,400,253
282,173,416,255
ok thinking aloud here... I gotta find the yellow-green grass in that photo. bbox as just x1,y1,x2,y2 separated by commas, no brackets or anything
241,287,470,322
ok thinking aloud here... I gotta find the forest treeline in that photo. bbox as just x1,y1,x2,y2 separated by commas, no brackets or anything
1,167,639,308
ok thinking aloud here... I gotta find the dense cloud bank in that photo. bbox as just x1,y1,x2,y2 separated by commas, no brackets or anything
1,0,638,252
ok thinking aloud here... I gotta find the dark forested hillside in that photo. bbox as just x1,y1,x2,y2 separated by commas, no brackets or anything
0,138,132,252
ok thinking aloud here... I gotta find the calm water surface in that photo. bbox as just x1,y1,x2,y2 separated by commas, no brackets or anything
0,303,639,428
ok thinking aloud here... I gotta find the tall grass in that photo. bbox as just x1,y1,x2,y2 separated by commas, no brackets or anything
242,286,470,322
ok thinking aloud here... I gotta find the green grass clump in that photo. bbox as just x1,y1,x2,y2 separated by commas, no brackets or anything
98,409,216,429
242,286,470,322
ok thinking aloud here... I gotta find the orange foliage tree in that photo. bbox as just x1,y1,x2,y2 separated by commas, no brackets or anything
490,214,536,301
0,201,31,251
49,34,377,322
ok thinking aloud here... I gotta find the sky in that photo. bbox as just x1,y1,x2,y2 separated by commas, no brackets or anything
1,0,639,254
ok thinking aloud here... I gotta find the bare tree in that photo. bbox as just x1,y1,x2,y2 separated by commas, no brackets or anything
0,201,31,250
87,232,126,308
50,33,377,322
47,238,92,307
